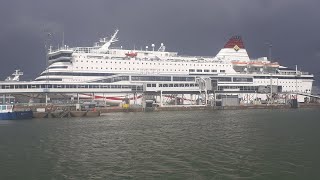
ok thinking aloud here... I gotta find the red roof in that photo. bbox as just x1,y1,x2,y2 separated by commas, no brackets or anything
224,36,245,49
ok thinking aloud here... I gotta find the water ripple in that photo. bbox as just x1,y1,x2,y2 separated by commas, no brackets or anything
1,109,320,179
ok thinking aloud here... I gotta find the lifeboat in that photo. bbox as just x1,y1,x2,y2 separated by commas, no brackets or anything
125,52,138,58
232,61,280,68
265,62,280,68
248,62,264,67
231,61,247,66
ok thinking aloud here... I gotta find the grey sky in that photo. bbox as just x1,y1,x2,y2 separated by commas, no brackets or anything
0,0,319,81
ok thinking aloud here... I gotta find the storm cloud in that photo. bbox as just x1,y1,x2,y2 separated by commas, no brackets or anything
0,0,319,81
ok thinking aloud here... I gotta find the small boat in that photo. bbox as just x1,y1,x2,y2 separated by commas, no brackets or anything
86,110,101,117
70,111,87,117
0,104,33,120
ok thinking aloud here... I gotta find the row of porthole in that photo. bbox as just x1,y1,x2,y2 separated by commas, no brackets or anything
74,67,228,73
75,60,231,67
74,67,193,72
283,86,302,88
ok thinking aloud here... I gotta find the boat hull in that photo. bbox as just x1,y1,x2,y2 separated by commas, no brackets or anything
0,111,33,120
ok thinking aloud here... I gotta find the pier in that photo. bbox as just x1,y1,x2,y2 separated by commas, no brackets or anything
1,80,319,118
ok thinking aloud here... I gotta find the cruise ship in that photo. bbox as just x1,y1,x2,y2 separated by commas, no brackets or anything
1,30,314,104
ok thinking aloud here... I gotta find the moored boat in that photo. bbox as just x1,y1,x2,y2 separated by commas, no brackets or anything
70,111,87,117
0,105,33,120
86,110,101,117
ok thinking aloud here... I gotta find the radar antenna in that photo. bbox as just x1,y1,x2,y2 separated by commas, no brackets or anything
158,43,166,52
5,70,23,82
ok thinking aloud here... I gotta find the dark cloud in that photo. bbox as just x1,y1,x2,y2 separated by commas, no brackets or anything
0,0,319,81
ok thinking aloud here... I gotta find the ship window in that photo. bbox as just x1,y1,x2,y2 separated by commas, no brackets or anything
211,70,217,72
204,69,210,72
197,69,202,72
220,70,226,73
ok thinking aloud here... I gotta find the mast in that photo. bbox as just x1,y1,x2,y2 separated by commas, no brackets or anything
98,29,119,52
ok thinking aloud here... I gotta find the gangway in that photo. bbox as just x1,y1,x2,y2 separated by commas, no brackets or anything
296,92,320,99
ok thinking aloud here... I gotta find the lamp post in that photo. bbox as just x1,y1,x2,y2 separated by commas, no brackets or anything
265,42,272,61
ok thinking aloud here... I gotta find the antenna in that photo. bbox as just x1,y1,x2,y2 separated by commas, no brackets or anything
62,31,65,47
265,42,272,61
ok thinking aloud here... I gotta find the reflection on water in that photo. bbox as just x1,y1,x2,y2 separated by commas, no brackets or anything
1,108,320,179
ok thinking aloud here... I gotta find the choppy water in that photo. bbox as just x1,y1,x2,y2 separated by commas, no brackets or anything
1,108,320,179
